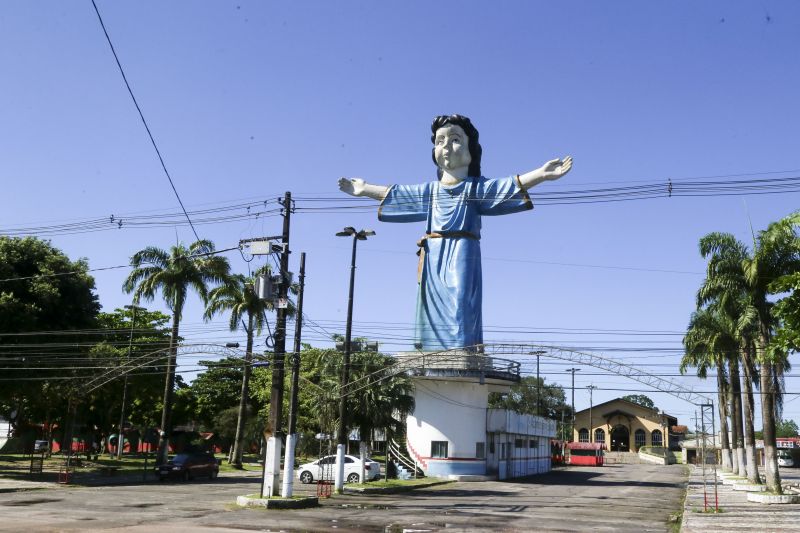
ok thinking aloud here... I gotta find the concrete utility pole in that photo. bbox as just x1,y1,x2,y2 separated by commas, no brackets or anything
263,191,293,498
117,304,144,459
282,252,305,498
565,368,580,441
334,227,374,493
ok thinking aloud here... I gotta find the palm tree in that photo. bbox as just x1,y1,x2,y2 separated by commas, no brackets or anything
347,350,414,482
681,307,733,472
204,267,274,468
309,341,414,479
699,217,800,493
123,239,230,463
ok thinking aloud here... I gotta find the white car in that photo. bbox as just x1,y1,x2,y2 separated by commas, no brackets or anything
296,454,381,484
778,451,794,467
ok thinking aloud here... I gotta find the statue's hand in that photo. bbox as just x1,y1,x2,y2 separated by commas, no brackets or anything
338,177,366,197
539,156,572,181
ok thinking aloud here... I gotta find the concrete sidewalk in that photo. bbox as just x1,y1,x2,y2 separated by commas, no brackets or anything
682,465,800,532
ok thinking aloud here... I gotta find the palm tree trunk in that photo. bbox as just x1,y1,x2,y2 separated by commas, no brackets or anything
729,357,746,476
760,359,782,493
157,312,180,464
231,316,254,468
715,370,732,472
741,341,760,484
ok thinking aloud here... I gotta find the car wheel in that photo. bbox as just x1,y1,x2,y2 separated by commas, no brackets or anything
158,475,166,482
299,471,313,484
346,473,360,484
182,470,190,482
210,469,218,480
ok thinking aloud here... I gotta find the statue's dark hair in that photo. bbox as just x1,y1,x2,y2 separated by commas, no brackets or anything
431,114,482,178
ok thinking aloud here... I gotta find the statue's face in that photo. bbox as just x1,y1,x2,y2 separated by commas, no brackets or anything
433,124,471,173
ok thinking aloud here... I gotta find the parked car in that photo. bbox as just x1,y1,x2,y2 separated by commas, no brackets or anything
156,452,220,481
296,454,381,484
778,450,794,468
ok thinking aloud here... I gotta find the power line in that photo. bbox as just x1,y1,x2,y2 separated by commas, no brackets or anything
90,0,200,241
0,245,241,284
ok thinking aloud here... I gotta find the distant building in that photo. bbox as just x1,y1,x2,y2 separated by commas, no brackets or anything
573,397,678,452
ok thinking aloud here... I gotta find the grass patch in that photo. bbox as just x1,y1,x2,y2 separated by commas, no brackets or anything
347,478,447,489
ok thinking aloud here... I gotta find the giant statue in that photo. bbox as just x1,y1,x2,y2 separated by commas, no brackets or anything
338,114,572,352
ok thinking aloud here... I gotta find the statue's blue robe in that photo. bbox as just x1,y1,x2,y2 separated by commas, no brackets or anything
379,176,532,351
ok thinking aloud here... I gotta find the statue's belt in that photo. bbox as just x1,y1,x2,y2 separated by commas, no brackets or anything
415,231,480,282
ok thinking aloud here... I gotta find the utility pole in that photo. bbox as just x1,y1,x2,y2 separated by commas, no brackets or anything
587,384,597,444
565,368,580,441
334,227,374,492
117,305,144,459
281,252,305,498
263,191,293,498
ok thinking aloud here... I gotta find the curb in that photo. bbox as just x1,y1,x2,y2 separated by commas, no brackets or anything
236,495,319,509
343,480,454,495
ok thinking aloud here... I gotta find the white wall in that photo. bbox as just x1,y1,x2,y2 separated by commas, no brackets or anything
407,379,488,461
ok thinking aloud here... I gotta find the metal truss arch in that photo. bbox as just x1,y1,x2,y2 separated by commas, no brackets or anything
484,343,711,406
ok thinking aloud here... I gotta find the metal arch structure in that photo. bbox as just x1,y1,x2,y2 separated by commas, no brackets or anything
484,343,712,406
82,343,251,394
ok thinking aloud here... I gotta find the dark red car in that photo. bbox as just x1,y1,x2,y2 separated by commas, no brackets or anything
156,452,220,481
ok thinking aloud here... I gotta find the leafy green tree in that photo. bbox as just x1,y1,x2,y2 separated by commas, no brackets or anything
772,272,800,354
0,237,99,438
93,307,172,431
776,419,799,438
621,394,656,410
123,239,230,462
204,267,275,467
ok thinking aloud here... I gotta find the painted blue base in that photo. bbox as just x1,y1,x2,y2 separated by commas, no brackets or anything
425,459,486,477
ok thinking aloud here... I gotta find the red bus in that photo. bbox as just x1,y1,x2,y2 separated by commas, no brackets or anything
567,441,605,466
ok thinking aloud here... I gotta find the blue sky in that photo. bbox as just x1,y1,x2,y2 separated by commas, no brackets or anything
2,1,799,427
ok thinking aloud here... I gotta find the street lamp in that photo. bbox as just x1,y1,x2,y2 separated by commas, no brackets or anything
334,227,374,493
587,384,597,444
117,304,145,459
565,368,580,442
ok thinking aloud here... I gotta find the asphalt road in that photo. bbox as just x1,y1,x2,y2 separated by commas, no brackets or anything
0,464,688,532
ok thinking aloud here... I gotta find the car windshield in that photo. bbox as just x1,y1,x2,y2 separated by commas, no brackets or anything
171,454,192,463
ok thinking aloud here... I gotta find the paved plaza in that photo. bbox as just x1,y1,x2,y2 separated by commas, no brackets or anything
0,464,687,532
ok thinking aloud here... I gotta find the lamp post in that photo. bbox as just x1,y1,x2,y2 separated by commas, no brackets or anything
530,350,546,417
565,368,580,441
117,304,145,459
587,384,597,444
334,227,374,493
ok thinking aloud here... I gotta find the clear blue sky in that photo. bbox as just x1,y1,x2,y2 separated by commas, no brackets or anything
2,1,799,427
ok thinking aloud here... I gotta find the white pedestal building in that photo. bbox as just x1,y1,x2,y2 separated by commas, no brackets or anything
397,351,555,480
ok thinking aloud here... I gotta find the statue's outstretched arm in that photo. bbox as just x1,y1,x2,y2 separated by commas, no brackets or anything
517,156,572,191
338,177,390,201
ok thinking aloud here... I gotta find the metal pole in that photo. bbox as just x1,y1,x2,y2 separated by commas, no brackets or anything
282,253,306,497
565,368,580,441
117,305,143,460
536,352,540,417
699,408,708,512
709,401,719,512
587,385,596,444
336,233,359,491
